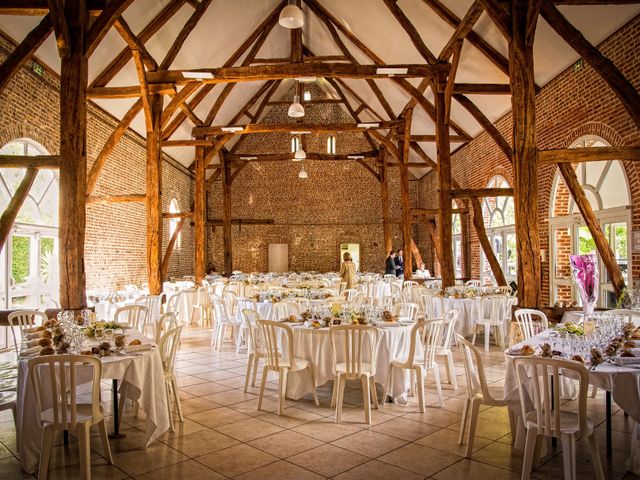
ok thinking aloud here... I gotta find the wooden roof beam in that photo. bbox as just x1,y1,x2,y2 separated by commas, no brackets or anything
383,0,437,64
222,151,380,163
85,0,134,57
159,0,213,69
0,0,105,15
193,121,402,137
451,187,514,198
87,83,175,98
438,1,484,61
0,154,60,168
538,146,640,163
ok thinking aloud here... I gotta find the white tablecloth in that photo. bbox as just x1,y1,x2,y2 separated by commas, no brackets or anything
16,332,170,474
431,297,482,336
279,324,422,404
167,290,198,324
505,330,640,474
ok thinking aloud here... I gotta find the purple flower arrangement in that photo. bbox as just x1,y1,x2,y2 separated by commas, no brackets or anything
570,253,598,316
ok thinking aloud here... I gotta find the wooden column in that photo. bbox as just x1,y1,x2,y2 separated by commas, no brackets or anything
559,163,625,297
399,109,413,279
59,0,88,310
470,197,507,286
379,147,393,256
459,203,470,279
146,94,163,294
435,73,455,288
426,219,442,274
194,145,206,283
510,0,541,306
221,151,232,275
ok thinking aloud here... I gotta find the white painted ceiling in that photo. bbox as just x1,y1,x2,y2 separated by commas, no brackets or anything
0,0,638,177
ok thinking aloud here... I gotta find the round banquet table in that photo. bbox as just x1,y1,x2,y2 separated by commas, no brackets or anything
278,323,423,404
16,331,170,474
505,330,640,474
430,296,482,336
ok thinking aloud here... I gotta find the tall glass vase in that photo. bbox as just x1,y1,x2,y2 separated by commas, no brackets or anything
570,253,598,317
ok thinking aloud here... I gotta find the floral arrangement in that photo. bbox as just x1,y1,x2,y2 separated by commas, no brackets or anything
570,254,598,316
82,320,125,338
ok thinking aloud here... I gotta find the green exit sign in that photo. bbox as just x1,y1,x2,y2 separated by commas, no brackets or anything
573,58,584,72
32,61,45,76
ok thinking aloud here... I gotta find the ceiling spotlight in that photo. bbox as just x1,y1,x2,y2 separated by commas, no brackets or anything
182,71,214,80
357,122,380,129
347,155,365,160
279,0,304,29
298,164,308,179
221,126,244,132
375,67,408,76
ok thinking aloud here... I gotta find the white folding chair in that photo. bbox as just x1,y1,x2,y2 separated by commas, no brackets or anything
496,285,512,296
190,286,212,327
29,354,113,480
7,310,48,354
436,309,460,390
211,294,240,349
160,325,185,431
457,335,513,458
390,319,445,412
256,320,319,415
473,295,508,352
242,309,266,392
166,291,183,314
114,305,148,335
514,357,604,480
154,311,178,344
391,302,419,322
329,324,381,424
465,280,481,288
514,308,549,341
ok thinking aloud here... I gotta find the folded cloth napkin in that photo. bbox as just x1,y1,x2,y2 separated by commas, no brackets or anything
124,343,153,353
507,346,523,355
614,356,640,366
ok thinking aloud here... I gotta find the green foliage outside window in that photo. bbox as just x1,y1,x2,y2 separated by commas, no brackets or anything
11,235,30,284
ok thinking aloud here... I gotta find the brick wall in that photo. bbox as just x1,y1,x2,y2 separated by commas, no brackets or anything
207,84,410,273
0,34,194,292
417,14,640,305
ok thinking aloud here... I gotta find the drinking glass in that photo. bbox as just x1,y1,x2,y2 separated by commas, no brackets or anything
104,328,114,343
95,328,105,343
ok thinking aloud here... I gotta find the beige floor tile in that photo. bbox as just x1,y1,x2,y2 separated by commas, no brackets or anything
471,441,525,473
332,459,423,480
433,458,522,480
197,443,277,477
370,417,439,441
403,408,462,428
235,459,324,480
202,389,258,405
187,406,251,428
291,419,362,442
163,427,240,457
175,397,221,416
378,442,461,476
111,442,189,476
180,381,232,396
0,456,43,479
416,426,492,455
248,430,323,458
214,417,284,442
133,459,226,480
331,429,407,458
258,407,324,428
288,443,368,477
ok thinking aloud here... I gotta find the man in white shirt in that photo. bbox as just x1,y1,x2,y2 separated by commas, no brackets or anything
414,263,431,279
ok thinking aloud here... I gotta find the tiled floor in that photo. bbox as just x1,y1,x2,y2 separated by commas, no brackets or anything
1,326,639,479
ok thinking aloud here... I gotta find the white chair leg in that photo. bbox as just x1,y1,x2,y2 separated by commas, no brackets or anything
244,353,254,392
447,352,458,390
415,366,425,413
458,397,470,445
370,377,379,410
252,355,260,387
465,399,481,458
432,363,444,408
165,381,175,432
278,368,288,416
77,423,92,480
484,324,490,352
521,426,538,480
257,365,269,411
361,375,371,425
330,377,337,409
587,433,605,480
590,385,598,398
560,434,577,480
335,374,346,423
38,425,55,480
307,366,320,407
172,377,184,422
97,419,113,464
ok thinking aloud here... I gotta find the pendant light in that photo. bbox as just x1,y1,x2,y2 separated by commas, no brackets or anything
298,163,308,179
288,80,305,118
279,0,304,29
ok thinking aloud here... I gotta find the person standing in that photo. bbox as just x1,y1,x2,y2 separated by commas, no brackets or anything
395,249,404,277
385,250,397,275
340,252,357,289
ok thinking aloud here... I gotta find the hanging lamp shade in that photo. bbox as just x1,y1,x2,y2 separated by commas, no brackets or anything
298,164,308,179
293,147,306,160
288,95,305,118
279,3,304,29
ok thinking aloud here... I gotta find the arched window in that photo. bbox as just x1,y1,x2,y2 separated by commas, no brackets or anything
169,198,181,248
0,138,59,309
550,135,630,307
481,175,516,286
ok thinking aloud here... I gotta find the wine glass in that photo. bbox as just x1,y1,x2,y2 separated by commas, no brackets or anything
104,328,114,343
94,328,105,343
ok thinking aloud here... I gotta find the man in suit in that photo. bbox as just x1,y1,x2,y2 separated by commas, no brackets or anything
385,250,397,275
395,249,404,277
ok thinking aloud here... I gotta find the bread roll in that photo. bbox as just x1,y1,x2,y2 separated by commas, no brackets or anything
521,345,535,356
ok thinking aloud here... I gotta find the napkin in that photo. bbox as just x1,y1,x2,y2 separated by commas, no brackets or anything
124,343,153,353
614,355,640,366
